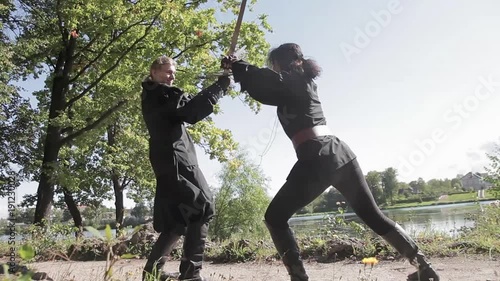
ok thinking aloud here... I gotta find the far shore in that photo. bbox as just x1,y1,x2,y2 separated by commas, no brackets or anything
292,198,497,219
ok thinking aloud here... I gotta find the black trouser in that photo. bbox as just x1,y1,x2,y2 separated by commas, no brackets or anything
265,157,394,236
264,157,439,281
144,221,209,280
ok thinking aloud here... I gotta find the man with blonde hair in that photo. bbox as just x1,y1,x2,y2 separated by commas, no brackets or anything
141,55,229,281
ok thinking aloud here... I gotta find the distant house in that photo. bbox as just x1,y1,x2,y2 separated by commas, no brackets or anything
460,172,492,191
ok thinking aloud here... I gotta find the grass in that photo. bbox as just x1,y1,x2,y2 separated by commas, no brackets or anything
378,191,496,210
293,192,497,216
445,190,495,201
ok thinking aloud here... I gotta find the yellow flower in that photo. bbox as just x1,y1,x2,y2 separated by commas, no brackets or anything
362,257,379,266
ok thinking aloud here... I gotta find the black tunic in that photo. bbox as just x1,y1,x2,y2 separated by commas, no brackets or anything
231,60,357,181
141,78,225,233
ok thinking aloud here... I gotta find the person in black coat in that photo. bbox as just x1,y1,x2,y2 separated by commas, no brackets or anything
221,43,440,281
141,55,229,281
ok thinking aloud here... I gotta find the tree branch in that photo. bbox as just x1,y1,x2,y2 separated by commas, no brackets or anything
65,12,162,109
56,0,67,45
72,35,100,61
69,19,147,85
122,177,133,189
46,56,56,70
60,100,127,145
184,1,205,9
173,35,223,59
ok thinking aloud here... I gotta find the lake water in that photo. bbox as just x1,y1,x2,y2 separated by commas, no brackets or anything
288,201,496,237
2,201,495,241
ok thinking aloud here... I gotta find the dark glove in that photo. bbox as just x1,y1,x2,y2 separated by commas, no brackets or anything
217,75,231,90
220,55,238,70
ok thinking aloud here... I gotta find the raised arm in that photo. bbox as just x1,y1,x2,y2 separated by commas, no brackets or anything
172,81,227,124
141,76,229,125
230,60,308,106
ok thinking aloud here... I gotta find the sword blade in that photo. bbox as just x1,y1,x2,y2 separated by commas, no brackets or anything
228,0,248,55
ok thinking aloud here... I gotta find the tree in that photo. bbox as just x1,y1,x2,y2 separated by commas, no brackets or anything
0,92,39,197
131,201,149,220
81,205,105,228
209,150,271,241
5,0,272,226
365,171,385,205
11,208,36,225
311,188,347,213
409,177,427,194
382,168,398,205
426,179,452,197
0,2,39,197
397,182,412,198
485,144,500,199
451,177,463,190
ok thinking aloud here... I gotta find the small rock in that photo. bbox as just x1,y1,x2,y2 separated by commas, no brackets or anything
32,272,53,281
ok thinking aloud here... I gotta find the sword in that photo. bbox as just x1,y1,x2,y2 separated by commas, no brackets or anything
196,1,248,80
223,0,247,75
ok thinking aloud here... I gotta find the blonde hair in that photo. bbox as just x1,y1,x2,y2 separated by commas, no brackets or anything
149,55,177,75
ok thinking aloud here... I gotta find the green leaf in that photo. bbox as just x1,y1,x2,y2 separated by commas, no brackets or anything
4,0,272,223
120,253,137,259
85,226,104,239
19,244,35,260
18,274,33,281
105,224,113,241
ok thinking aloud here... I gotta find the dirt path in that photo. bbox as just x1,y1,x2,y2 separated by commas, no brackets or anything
25,256,499,281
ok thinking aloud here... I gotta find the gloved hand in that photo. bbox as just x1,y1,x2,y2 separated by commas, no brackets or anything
220,55,238,70
217,75,231,90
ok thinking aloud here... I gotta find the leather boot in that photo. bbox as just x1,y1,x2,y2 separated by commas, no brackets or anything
178,221,209,281
143,232,181,281
266,222,308,281
382,224,440,281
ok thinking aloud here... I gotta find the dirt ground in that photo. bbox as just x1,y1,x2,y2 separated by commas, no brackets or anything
21,256,499,281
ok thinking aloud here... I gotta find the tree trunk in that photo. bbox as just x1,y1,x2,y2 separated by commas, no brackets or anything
34,33,77,225
63,188,84,238
33,77,65,225
107,125,125,235
113,178,125,234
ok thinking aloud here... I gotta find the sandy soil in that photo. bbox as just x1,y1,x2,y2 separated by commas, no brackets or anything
18,256,499,281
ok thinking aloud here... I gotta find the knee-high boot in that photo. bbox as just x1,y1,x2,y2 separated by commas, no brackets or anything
178,221,208,281
382,224,440,281
266,222,309,281
143,232,181,281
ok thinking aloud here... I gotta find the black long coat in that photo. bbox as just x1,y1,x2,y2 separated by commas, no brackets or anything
141,78,225,234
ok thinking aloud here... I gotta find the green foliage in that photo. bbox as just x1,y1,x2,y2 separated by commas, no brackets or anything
382,168,398,205
18,245,35,261
458,205,500,255
311,188,347,213
82,205,106,227
365,171,385,205
3,0,272,224
0,91,39,197
485,144,500,199
409,178,427,194
209,150,270,241
130,201,149,219
16,221,78,261
84,224,144,280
